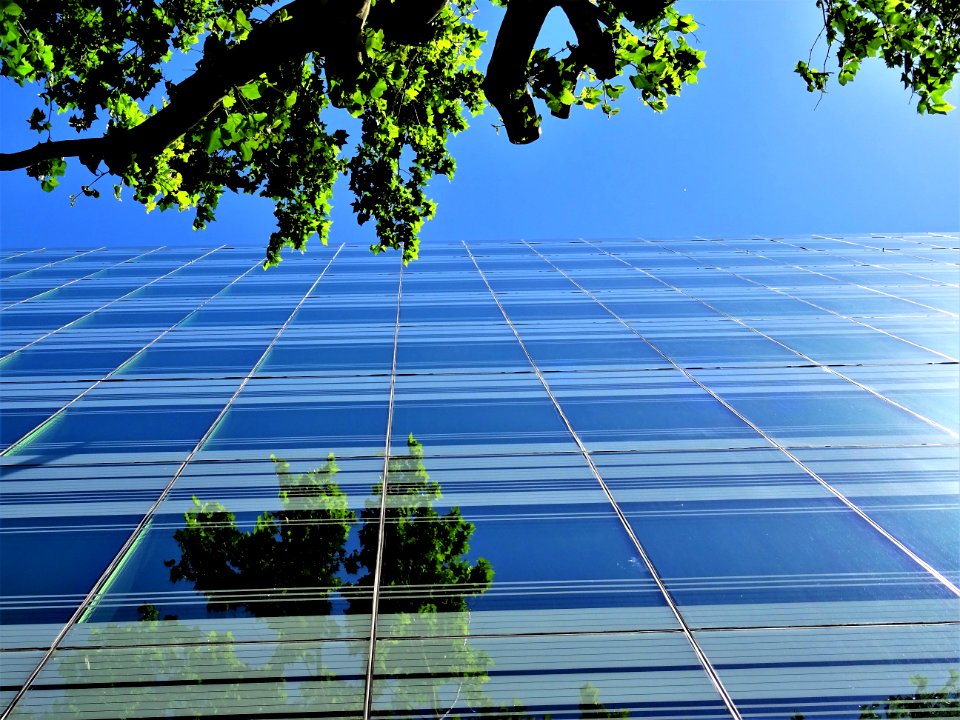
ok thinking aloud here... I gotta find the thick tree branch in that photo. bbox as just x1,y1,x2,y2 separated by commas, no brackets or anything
0,0,371,174
560,0,616,80
368,0,449,44
0,138,102,172
483,0,557,144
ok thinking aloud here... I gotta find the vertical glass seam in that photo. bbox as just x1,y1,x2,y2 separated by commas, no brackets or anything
0,243,345,719
361,253,405,720
463,240,745,720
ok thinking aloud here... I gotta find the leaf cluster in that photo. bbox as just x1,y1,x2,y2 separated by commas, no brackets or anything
529,5,704,121
797,0,960,114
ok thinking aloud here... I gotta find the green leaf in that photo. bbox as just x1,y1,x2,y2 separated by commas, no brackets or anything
1,1,22,18
370,78,388,99
203,127,222,154
239,83,261,100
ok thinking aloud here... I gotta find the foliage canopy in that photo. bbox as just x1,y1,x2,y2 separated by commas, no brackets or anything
1,0,957,266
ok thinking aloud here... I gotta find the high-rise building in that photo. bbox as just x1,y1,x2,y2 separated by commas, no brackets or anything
1,235,958,719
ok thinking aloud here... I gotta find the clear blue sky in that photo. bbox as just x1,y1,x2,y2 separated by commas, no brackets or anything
1,1,957,255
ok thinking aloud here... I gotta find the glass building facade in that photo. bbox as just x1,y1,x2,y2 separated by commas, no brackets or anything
0,234,957,719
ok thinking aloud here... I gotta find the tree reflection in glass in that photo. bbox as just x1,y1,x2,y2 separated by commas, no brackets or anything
81,435,497,719
154,434,493,621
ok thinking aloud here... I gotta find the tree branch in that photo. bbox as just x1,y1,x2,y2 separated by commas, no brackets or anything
560,0,616,80
368,0,449,44
0,0,371,174
0,138,103,172
483,0,675,144
483,0,557,144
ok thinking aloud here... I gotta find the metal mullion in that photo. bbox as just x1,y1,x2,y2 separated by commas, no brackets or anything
771,236,960,288
1,247,165,311
1,258,264,456
0,248,45,262
812,233,960,268
521,242,960,601
463,241,745,720
701,236,958,319
574,240,958,440
0,246,106,281
0,244,345,720
925,232,960,245
673,239,958,363
748,242,960,318
361,253,405,720
0,246,226,363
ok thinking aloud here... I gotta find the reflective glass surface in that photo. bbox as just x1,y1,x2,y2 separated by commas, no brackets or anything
2,235,957,719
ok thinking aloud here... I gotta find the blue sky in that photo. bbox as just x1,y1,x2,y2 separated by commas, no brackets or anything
1,0,957,255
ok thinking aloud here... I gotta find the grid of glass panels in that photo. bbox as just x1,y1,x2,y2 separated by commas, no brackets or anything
1,235,958,719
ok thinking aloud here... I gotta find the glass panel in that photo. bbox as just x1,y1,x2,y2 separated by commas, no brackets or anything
498,292,615,322
0,651,43,707
10,632,366,719
0,340,145,379
793,445,960,584
390,374,571,456
375,450,675,636
5,379,239,462
395,322,529,373
594,449,958,628
636,319,801,367
0,307,95,333
689,366,957,446
863,316,960,358
200,376,390,459
0,251,78,279
548,370,759,452
398,297,505,323
838,364,960,433
372,632,732,720
117,329,274,378
261,325,396,374
746,316,949,364
786,287,946,316
84,455,382,624
0,460,181,644
0,381,92,448
520,320,668,370
697,624,960,720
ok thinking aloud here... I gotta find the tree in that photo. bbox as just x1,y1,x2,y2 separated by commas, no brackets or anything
0,0,956,266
